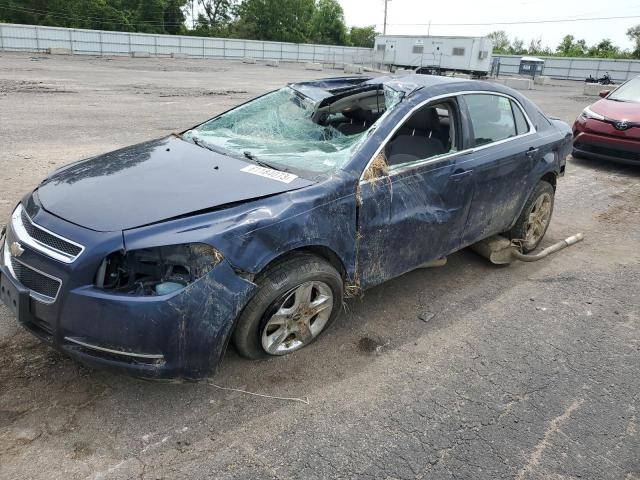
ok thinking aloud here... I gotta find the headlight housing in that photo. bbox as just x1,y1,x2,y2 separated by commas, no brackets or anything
580,106,605,121
95,243,223,296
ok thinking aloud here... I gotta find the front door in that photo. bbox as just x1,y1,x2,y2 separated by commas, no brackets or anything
356,99,474,289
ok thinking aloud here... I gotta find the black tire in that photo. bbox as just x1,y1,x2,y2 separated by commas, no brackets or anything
232,253,343,359
508,180,555,253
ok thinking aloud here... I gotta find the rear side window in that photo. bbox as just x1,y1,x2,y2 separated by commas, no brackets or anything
464,94,517,146
511,100,530,135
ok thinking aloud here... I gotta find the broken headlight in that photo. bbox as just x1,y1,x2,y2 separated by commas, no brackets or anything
95,243,223,296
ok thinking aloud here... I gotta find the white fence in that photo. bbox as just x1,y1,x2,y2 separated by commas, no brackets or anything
493,54,640,83
4,23,639,81
0,23,375,66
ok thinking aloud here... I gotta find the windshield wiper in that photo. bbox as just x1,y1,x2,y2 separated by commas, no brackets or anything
190,136,217,152
189,137,289,172
189,135,241,159
243,151,289,172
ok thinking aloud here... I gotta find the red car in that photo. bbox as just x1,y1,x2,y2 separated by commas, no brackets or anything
573,76,640,164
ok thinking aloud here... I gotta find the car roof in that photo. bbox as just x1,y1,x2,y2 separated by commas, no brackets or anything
293,74,518,99
370,74,522,97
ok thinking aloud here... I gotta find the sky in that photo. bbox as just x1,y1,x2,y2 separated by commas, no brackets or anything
338,0,640,51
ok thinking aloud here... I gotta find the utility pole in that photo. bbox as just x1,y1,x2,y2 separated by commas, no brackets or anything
383,0,390,35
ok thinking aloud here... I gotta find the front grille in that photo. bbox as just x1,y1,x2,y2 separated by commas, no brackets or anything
10,257,61,300
20,208,82,257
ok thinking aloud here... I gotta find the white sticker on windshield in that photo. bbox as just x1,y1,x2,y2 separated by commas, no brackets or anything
240,165,298,184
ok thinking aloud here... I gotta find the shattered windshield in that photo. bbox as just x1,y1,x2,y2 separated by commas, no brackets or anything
183,86,403,178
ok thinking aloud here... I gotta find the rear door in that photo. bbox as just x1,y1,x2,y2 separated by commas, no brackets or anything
457,93,538,246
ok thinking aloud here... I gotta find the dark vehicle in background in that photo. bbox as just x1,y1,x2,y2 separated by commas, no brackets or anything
585,72,613,85
573,76,640,164
0,75,572,380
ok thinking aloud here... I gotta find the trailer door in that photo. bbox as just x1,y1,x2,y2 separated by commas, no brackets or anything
385,40,397,65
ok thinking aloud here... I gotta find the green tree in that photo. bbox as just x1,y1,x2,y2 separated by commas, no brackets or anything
195,0,236,30
0,0,188,34
486,30,510,53
527,38,542,55
0,0,194,33
348,26,377,48
556,35,588,57
134,0,166,33
556,35,575,55
164,0,187,34
236,0,315,43
627,25,640,58
310,0,347,45
588,38,620,58
510,37,525,55
575,39,588,56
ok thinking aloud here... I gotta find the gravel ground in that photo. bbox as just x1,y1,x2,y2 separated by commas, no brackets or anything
0,52,638,480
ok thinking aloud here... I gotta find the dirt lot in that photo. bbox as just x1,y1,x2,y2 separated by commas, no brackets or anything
0,52,638,480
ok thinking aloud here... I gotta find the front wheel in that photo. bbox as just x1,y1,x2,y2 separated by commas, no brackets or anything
508,181,555,253
232,254,343,359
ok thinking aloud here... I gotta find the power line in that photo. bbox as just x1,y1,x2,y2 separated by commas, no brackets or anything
3,4,639,31
378,14,640,27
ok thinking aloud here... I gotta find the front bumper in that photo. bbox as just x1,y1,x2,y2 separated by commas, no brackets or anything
573,119,640,164
1,205,257,380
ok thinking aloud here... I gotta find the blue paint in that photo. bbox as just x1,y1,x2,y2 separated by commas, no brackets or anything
37,136,314,232
0,74,571,379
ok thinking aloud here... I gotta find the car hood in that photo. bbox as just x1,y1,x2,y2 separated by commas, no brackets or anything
591,99,640,122
37,136,315,232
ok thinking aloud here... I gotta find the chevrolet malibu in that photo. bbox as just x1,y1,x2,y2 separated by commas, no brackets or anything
0,75,572,379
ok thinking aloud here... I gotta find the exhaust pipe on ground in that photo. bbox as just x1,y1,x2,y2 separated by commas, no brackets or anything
471,233,584,265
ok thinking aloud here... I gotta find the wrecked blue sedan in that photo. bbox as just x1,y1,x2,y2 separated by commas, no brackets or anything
0,74,572,379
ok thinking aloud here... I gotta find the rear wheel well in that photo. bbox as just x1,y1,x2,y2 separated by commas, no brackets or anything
541,172,557,190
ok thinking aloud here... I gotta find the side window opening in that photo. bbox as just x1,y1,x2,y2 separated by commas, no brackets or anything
383,101,459,168
318,89,389,137
464,94,517,146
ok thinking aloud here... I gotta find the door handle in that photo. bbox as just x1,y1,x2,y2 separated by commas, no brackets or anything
450,168,473,181
526,147,539,159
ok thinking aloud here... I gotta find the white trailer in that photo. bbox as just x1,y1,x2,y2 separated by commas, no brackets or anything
374,35,493,76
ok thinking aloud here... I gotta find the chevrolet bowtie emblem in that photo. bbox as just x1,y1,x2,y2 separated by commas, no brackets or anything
10,241,24,258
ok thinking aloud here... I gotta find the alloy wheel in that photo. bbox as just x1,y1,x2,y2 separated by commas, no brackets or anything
524,192,552,250
261,281,334,355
